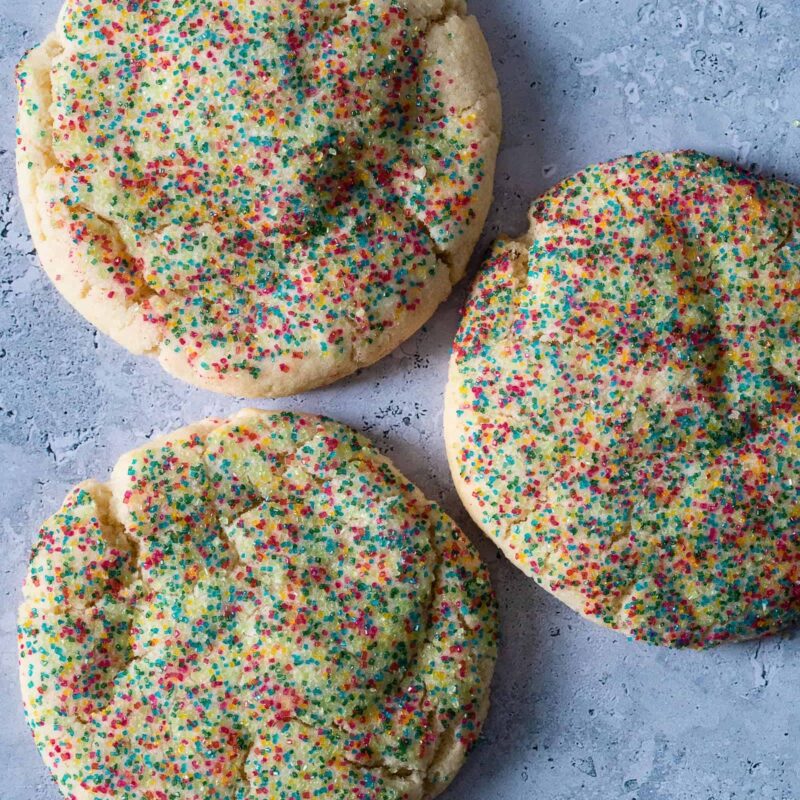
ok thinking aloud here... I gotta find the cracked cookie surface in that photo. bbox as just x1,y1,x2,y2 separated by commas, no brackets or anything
444,151,800,648
19,409,497,799
16,0,500,397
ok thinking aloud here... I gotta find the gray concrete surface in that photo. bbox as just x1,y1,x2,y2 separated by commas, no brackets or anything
2,1,800,798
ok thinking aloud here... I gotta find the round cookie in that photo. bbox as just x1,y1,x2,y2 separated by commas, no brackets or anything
19,410,497,799
16,0,500,397
444,151,800,648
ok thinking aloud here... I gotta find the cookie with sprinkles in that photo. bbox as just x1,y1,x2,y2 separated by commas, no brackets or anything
16,0,500,397
19,409,497,799
444,151,800,648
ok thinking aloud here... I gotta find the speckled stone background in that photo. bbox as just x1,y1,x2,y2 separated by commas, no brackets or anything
2,1,800,798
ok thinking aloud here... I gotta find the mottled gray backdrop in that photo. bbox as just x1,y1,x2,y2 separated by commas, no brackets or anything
2,1,800,798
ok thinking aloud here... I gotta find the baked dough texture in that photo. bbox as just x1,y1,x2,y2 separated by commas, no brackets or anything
19,410,497,799
16,0,500,397
445,151,800,648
